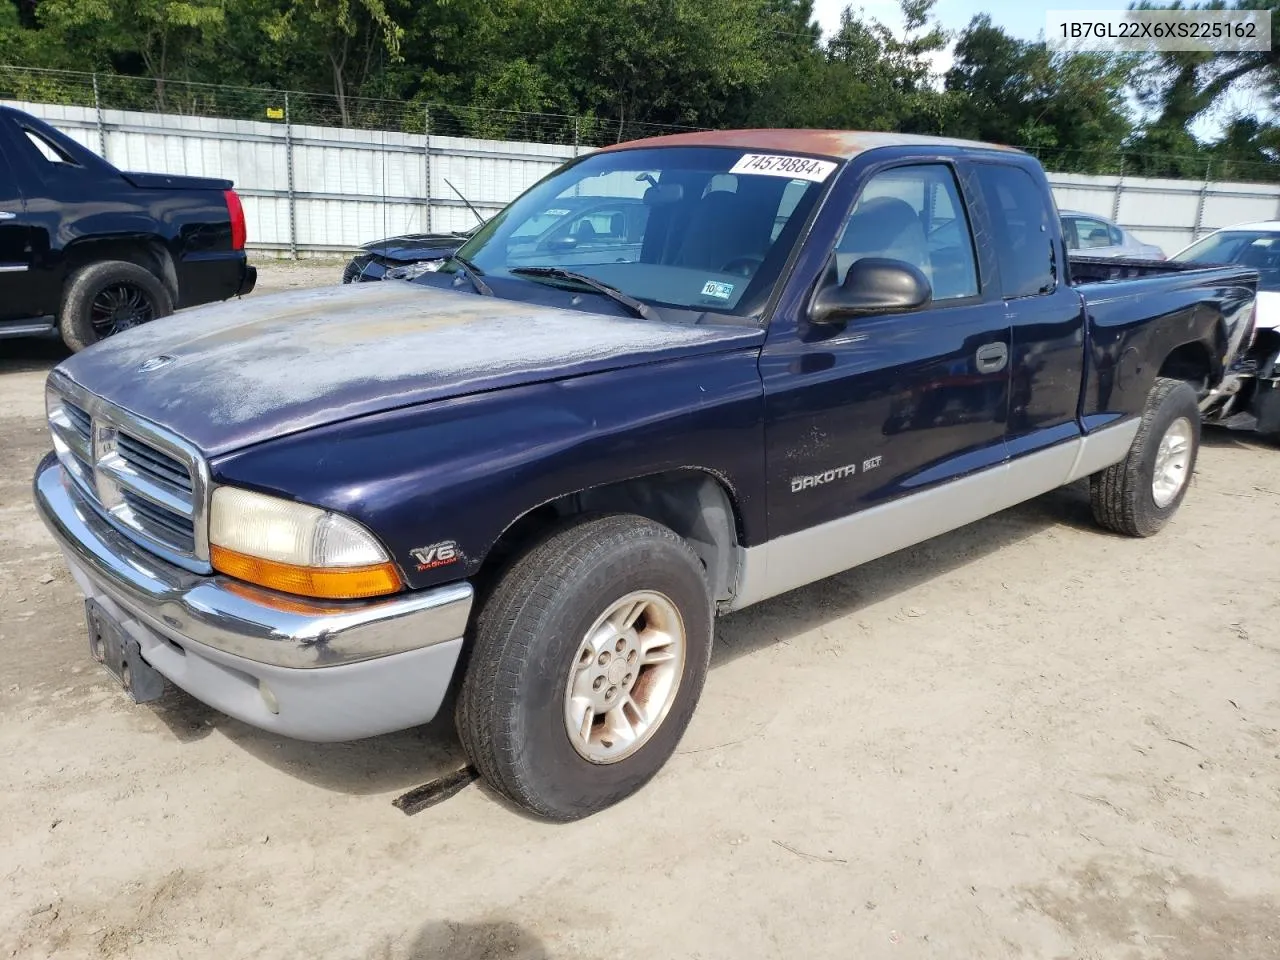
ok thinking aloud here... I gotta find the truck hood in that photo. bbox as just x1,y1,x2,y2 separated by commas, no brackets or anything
55,282,764,456
362,231,472,261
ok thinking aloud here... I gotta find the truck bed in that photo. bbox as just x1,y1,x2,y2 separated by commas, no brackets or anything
1068,255,1214,284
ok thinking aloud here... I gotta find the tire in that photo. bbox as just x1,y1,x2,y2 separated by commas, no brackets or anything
455,513,713,821
1090,376,1201,537
59,260,173,352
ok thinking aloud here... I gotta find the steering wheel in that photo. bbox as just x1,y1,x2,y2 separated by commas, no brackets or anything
720,256,764,278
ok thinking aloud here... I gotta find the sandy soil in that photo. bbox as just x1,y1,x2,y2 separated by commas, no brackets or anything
2,261,1279,960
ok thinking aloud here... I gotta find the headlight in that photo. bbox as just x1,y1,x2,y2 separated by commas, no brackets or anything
209,487,402,600
386,259,444,281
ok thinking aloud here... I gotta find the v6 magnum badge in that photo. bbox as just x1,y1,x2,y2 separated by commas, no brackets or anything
410,541,460,571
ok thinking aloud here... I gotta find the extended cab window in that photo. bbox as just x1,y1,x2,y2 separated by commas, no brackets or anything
835,164,979,301
975,164,1056,298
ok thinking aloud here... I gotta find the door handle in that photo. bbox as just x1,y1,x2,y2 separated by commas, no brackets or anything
0,212,16,220
975,342,1008,374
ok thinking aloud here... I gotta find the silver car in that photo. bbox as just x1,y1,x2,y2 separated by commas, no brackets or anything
1060,210,1166,260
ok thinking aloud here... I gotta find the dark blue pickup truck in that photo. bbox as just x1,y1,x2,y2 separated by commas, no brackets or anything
0,106,255,351
34,129,1257,821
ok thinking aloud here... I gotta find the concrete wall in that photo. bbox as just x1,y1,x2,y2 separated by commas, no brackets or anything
7,98,1279,258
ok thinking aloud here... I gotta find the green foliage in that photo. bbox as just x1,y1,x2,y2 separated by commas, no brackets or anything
945,14,1135,173
1126,0,1279,179
0,0,1276,177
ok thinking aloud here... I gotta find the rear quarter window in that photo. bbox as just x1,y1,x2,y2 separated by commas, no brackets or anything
974,164,1056,298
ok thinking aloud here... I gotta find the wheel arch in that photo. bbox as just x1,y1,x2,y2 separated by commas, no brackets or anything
62,235,178,303
1157,338,1219,396
475,468,747,605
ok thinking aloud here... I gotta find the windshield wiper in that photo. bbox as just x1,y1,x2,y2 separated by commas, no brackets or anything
445,255,493,296
508,267,659,322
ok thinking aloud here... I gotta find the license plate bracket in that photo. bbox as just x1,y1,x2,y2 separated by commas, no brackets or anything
85,599,166,703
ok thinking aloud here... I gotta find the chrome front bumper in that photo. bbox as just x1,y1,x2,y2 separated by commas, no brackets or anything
34,453,474,740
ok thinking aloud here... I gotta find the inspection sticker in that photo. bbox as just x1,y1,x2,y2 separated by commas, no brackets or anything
700,280,735,300
729,153,838,182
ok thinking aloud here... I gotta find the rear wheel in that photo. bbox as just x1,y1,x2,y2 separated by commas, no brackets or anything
1090,376,1201,537
59,260,173,352
455,514,713,821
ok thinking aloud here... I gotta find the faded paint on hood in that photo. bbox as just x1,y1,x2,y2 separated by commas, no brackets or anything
56,282,764,456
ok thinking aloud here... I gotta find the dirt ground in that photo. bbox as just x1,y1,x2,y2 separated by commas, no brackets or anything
2,259,1279,960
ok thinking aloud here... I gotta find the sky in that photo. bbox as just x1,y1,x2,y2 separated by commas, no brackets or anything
809,0,1266,137
813,0,1140,47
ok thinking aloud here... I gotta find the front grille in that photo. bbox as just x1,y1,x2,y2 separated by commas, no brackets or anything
117,432,194,496
64,401,92,443
120,490,197,553
47,376,210,572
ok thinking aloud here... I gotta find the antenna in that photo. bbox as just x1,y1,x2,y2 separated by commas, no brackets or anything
443,177,487,227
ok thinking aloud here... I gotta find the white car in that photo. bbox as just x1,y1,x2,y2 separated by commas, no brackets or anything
1173,221,1280,440
1060,210,1166,260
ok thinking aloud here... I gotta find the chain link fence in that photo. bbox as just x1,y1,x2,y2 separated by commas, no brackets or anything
0,65,704,149
1021,144,1280,186
4,65,1279,182
2,64,1277,258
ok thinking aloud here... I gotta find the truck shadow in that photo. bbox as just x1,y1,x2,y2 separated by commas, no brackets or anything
0,338,66,376
395,918,549,960
1200,425,1277,452
175,481,1088,797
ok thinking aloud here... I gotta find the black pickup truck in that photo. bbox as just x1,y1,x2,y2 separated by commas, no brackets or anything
34,129,1256,821
0,106,255,351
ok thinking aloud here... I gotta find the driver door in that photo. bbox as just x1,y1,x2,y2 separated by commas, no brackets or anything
758,161,1011,595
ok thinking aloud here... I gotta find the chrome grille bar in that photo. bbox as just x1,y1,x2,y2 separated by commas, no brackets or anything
45,371,212,574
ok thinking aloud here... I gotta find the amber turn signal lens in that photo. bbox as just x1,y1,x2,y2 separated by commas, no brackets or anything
211,545,402,600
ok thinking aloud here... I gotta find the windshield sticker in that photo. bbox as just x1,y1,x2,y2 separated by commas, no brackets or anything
545,208,572,216
729,154,838,182
700,280,735,301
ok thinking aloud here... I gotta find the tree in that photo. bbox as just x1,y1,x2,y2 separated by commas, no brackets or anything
1127,0,1279,177
38,0,226,107
945,15,1133,170
259,0,405,125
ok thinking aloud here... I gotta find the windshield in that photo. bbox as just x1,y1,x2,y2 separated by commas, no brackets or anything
452,146,839,317
1174,230,1280,292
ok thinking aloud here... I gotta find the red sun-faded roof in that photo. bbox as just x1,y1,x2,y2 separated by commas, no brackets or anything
599,128,1023,160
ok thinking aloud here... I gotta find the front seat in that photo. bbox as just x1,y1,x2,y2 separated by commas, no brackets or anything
835,196,931,285
674,190,765,271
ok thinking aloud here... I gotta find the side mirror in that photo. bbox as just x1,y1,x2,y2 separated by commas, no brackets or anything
810,257,932,325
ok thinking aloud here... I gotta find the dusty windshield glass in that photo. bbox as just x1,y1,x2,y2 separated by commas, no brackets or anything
1174,230,1280,292
453,146,839,316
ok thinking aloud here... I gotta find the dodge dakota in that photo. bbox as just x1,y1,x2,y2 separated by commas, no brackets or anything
34,129,1257,821
0,105,255,351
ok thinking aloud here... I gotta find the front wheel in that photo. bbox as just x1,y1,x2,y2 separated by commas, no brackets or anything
455,514,713,821
1090,376,1201,537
